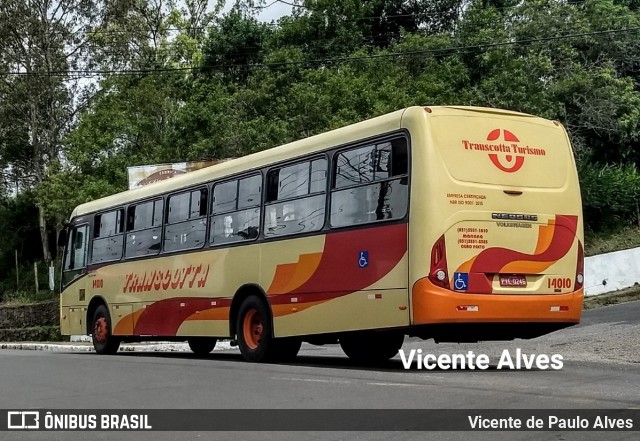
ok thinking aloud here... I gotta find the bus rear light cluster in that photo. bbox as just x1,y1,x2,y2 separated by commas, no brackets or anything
575,242,584,290
429,235,450,289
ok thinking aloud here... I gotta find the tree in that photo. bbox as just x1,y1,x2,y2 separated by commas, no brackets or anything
0,0,141,263
52,0,217,202
202,9,271,83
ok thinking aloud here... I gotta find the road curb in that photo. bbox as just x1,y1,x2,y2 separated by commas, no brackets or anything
0,341,234,353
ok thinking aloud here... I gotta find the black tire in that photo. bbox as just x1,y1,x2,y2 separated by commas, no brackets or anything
271,338,302,362
339,331,404,363
236,296,274,362
187,337,218,356
91,304,120,355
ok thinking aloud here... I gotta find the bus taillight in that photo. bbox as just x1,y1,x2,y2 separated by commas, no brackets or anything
575,241,584,290
429,235,450,289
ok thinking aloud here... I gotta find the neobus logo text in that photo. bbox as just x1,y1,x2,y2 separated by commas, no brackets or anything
462,129,547,173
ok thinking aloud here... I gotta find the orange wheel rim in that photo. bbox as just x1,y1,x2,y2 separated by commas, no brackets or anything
243,309,263,350
94,317,108,343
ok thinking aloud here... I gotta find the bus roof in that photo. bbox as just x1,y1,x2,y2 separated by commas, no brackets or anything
70,105,538,218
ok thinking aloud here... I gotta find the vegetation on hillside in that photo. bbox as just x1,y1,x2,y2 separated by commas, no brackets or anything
1,0,640,301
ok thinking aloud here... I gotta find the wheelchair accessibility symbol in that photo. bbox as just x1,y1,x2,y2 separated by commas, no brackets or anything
358,251,369,268
453,272,469,291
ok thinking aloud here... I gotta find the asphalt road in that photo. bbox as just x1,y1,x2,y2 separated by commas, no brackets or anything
1,301,639,441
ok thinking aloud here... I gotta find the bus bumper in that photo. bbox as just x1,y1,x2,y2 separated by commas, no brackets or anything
411,277,583,325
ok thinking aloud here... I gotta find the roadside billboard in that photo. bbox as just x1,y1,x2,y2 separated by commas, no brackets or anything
127,160,224,190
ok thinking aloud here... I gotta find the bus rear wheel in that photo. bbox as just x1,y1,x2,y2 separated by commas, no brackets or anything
339,331,404,364
91,305,120,355
236,296,274,362
187,337,218,356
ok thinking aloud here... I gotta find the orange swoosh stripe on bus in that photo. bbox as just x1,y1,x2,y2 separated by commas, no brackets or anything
113,308,145,335
533,221,556,255
499,260,557,275
267,252,323,295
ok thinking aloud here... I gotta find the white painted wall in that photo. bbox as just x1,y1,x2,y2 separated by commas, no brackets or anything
585,247,640,296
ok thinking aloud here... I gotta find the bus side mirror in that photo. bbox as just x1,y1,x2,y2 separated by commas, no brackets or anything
58,229,68,247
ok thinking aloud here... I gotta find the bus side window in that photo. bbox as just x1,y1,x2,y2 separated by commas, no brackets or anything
125,199,162,258
164,188,208,252
264,158,327,238
335,145,375,188
91,209,125,263
210,175,261,245
330,138,409,228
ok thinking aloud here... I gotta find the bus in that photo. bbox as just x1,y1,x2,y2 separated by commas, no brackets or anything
58,106,584,363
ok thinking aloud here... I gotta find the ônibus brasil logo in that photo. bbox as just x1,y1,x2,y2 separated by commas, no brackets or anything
462,129,546,173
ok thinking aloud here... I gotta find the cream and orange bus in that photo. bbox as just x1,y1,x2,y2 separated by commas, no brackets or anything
59,106,584,363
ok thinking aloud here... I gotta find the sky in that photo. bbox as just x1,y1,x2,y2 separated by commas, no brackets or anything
255,1,294,22
217,0,294,22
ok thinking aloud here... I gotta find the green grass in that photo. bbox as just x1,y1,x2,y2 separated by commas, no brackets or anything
585,226,640,256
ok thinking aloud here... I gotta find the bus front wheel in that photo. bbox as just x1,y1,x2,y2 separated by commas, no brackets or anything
340,331,404,363
236,296,274,362
91,305,121,355
187,337,218,356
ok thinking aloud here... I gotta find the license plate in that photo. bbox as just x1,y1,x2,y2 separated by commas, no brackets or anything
499,274,527,287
